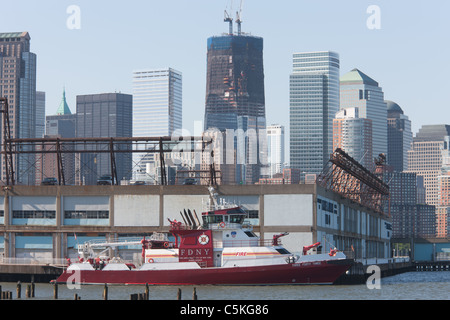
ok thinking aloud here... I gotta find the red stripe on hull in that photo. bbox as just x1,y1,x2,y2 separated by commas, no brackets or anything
55,261,351,285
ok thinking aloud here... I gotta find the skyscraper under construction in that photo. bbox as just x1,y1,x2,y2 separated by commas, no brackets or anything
204,12,266,184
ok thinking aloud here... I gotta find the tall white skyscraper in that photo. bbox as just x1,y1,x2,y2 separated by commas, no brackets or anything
267,124,285,177
290,51,340,176
340,69,387,160
132,68,182,137
132,68,182,182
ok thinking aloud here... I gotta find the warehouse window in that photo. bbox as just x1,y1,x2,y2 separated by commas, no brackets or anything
64,210,109,219
13,210,56,219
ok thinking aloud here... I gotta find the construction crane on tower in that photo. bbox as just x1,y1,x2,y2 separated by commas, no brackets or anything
236,0,244,35
224,0,244,35
224,0,233,35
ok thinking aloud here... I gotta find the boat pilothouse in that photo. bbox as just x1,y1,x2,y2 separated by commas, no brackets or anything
55,187,353,285
162,187,298,269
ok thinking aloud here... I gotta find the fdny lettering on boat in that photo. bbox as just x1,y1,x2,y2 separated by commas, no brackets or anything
180,248,211,256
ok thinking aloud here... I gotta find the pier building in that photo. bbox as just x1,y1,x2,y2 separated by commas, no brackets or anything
0,183,391,263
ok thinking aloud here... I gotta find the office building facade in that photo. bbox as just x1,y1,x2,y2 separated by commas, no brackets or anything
132,68,182,137
406,125,450,238
290,51,340,176
407,125,450,206
381,170,436,239
0,32,37,185
76,93,132,185
39,89,76,185
36,91,46,139
267,124,285,177
132,68,182,183
333,107,373,169
386,100,412,172
340,69,387,160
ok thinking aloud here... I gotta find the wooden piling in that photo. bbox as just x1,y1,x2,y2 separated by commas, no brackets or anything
53,283,58,299
103,284,108,300
31,281,35,298
177,288,182,300
192,287,197,300
26,284,31,298
130,293,138,300
3,291,12,300
145,283,149,300
16,281,21,299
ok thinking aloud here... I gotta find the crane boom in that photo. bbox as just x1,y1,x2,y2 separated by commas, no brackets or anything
236,0,244,35
224,10,233,35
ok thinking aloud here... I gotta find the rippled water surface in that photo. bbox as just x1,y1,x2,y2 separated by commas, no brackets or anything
1,271,449,300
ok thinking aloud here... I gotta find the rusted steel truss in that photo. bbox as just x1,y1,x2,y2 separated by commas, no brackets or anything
3,136,213,186
0,98,214,186
317,148,389,215
0,98,14,185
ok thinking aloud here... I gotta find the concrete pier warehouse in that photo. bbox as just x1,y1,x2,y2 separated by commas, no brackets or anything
0,183,392,263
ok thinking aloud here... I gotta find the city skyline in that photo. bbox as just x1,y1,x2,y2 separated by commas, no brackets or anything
2,0,449,151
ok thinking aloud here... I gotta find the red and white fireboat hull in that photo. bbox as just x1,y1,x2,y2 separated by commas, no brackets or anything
55,259,352,286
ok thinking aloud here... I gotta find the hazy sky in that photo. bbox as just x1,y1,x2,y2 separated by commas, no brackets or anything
2,0,450,138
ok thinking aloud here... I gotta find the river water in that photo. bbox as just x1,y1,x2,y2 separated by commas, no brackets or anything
1,271,449,301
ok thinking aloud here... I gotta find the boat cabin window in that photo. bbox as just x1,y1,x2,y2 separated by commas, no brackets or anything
244,231,257,237
226,208,247,214
229,214,245,224
202,215,223,224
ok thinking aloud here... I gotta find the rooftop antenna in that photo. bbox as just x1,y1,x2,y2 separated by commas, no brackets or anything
236,0,244,35
224,1,233,35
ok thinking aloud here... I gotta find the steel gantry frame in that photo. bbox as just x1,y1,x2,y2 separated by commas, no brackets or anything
0,97,214,186
0,97,14,185
2,136,214,186
317,148,390,215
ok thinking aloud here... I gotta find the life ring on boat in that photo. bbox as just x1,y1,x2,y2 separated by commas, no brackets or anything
163,242,169,248
148,258,154,263
219,222,226,228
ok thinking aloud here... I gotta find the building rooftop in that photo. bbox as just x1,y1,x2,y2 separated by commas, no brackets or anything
340,68,379,86
0,32,30,39
56,88,72,115
386,100,403,115
414,124,450,142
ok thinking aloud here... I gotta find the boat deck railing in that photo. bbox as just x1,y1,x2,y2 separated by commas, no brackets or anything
215,239,282,248
0,257,68,266
170,222,253,231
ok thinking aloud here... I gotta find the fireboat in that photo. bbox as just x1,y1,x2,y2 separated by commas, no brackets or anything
54,187,353,285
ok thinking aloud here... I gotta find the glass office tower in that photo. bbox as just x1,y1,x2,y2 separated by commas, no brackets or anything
0,32,37,185
132,68,182,137
132,68,182,182
386,100,412,172
76,93,133,185
289,51,340,176
340,69,387,160
267,124,285,177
